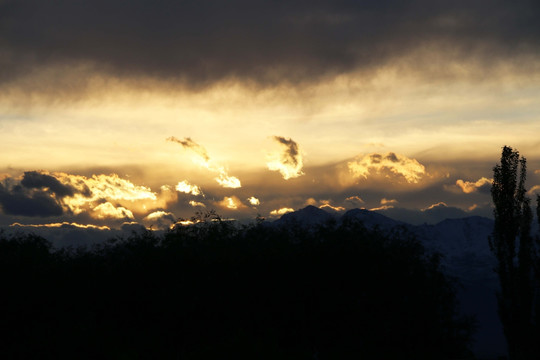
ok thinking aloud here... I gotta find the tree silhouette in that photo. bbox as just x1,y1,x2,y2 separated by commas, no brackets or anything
490,145,538,359
0,212,474,359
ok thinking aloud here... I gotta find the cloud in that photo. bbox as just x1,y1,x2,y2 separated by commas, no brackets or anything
345,196,365,205
2,1,539,92
175,180,203,196
369,205,395,212
93,202,134,220
0,172,73,217
305,198,318,206
247,197,260,206
422,202,448,211
348,152,426,183
189,200,206,207
216,196,246,210
455,177,492,194
267,136,304,180
143,210,176,229
319,201,345,212
167,137,210,162
168,136,241,188
0,171,170,219
528,185,540,196
20,171,79,197
215,173,241,189
56,172,157,215
270,207,295,216
9,222,111,230
0,187,65,217
380,198,398,205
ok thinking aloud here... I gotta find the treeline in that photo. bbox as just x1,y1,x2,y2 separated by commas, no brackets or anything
0,214,474,359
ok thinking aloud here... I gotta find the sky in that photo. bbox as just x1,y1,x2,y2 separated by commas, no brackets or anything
1,0,540,232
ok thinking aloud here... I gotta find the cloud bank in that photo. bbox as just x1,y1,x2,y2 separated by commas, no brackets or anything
2,0,539,93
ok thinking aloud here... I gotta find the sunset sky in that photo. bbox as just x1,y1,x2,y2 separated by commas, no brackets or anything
1,0,540,230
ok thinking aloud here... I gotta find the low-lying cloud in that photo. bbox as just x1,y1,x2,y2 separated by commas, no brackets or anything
0,171,173,221
455,177,492,194
270,207,295,216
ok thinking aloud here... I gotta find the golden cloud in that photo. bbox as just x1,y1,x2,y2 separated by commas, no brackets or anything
215,173,241,189
528,185,540,195
320,203,345,212
175,180,203,196
93,202,135,220
144,210,175,221
348,152,425,183
369,205,394,211
455,177,492,194
189,200,206,207
143,210,176,229
55,172,157,214
380,198,398,205
267,136,304,180
168,136,241,188
422,202,448,211
10,222,111,230
247,196,260,206
216,196,246,210
270,207,294,216
345,196,365,204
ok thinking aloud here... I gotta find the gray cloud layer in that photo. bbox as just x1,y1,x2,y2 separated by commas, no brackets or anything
0,171,85,217
1,0,539,88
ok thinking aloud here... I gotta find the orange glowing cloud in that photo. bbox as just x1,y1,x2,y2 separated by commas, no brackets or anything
93,202,135,220
10,222,111,230
455,177,492,194
348,152,425,183
267,136,304,180
189,200,206,207
55,172,176,216
216,196,246,210
270,207,294,216
168,136,241,188
175,180,203,196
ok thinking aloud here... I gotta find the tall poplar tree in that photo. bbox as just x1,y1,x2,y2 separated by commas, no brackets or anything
490,146,535,359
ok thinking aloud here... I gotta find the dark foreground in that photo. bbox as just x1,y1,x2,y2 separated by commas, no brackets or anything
0,216,474,359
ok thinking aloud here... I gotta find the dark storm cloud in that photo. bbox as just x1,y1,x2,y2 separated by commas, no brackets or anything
0,183,64,217
0,172,83,217
20,171,76,197
1,0,539,87
273,136,301,167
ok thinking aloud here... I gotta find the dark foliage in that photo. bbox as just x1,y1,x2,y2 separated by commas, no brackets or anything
0,216,473,359
490,146,540,359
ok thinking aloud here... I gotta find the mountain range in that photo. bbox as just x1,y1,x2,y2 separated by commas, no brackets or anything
271,205,504,359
